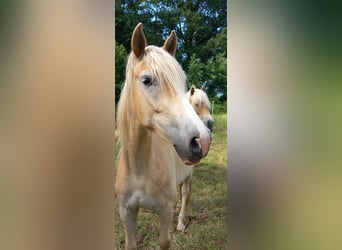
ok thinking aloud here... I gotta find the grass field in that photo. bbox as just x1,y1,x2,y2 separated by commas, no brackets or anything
115,113,228,249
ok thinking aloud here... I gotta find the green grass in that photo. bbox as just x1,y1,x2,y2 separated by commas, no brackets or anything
115,113,227,249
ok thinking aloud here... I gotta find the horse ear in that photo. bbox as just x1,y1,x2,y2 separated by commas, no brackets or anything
201,85,206,92
190,85,195,96
131,23,147,58
162,31,177,56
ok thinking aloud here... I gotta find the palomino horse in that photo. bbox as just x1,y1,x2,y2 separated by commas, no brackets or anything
186,85,214,131
115,23,211,250
176,85,214,232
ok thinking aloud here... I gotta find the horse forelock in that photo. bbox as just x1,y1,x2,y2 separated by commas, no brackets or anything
144,46,186,96
192,89,211,110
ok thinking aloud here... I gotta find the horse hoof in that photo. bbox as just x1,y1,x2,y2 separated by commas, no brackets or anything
177,223,186,232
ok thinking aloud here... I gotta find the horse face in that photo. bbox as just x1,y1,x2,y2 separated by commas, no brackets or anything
130,24,211,164
187,86,214,131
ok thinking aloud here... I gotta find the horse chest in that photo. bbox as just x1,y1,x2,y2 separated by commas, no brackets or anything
126,189,156,211
127,185,175,212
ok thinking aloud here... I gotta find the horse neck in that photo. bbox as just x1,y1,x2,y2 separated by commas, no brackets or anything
120,121,152,173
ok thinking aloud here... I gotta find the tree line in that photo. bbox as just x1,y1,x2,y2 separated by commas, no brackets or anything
115,0,227,104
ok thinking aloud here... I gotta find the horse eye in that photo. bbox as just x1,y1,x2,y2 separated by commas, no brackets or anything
142,77,152,86
195,103,199,108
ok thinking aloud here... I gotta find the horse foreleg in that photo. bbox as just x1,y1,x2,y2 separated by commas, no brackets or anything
176,183,183,210
158,203,173,250
119,204,138,250
177,175,192,232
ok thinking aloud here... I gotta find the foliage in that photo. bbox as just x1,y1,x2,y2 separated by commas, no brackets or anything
188,49,227,101
212,101,227,115
115,0,227,103
115,41,128,102
187,54,205,87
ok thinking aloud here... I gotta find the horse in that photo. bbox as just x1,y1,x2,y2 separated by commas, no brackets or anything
115,23,212,250
176,85,214,232
186,85,214,131
115,87,214,233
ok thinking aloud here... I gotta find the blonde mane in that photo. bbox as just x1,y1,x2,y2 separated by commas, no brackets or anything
116,45,187,150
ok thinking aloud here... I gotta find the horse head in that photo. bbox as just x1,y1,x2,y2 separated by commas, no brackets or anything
119,23,211,164
186,85,214,131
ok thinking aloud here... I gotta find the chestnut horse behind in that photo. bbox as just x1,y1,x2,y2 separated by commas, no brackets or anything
115,23,211,250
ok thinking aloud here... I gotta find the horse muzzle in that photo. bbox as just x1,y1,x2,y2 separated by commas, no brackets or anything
180,128,211,165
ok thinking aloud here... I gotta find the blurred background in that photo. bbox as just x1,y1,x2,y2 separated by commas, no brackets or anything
0,1,114,250
229,1,342,249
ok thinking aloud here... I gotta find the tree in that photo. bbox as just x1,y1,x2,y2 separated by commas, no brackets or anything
115,0,227,103
187,54,205,87
187,26,227,100
115,41,128,102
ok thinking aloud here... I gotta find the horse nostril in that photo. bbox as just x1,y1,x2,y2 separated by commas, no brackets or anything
207,120,214,130
189,137,201,156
